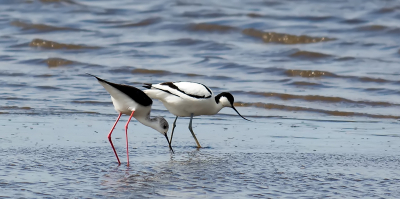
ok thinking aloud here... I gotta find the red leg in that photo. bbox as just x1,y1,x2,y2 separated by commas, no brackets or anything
108,113,122,165
125,111,135,166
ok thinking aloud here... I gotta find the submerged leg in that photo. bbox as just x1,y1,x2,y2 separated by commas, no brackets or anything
169,116,178,145
188,113,202,148
108,113,122,165
125,111,135,166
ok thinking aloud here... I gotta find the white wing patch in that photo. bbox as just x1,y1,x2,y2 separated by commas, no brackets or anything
98,81,139,111
151,82,212,99
173,82,212,98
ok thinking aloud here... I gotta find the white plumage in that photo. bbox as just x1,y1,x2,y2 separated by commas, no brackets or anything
88,74,173,166
98,81,142,115
169,82,212,98
143,81,249,148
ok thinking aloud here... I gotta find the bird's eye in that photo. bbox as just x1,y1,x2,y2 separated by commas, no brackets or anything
163,125,167,129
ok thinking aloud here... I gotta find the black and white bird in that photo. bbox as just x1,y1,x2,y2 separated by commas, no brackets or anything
87,74,173,166
143,81,250,148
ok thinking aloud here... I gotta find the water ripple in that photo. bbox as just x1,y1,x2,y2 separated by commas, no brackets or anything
188,23,237,32
235,102,400,120
242,28,335,44
29,39,100,50
10,21,84,33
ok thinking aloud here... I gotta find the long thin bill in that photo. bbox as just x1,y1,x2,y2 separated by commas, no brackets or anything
232,106,251,121
164,134,174,153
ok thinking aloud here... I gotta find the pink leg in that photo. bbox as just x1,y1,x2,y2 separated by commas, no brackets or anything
125,111,135,166
108,113,122,165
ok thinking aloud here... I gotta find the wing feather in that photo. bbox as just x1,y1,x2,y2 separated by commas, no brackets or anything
149,82,212,99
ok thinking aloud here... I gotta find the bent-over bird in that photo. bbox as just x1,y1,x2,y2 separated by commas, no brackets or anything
88,74,173,165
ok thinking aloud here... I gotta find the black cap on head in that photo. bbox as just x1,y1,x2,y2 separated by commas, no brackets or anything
215,92,251,121
215,92,234,105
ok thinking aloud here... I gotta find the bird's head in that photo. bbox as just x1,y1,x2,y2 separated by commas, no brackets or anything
215,92,251,121
154,116,174,152
215,92,235,108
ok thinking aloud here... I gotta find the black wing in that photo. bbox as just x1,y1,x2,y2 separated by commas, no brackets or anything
87,74,152,107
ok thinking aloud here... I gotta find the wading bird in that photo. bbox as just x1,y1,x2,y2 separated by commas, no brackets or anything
88,74,173,165
143,81,249,148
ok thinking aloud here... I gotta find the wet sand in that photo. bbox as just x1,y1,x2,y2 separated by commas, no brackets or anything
1,114,399,198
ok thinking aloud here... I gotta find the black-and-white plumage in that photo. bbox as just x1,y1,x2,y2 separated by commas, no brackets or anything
87,74,173,165
144,82,212,99
143,81,249,148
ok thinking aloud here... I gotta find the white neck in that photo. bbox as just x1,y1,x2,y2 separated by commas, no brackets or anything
135,112,159,131
212,99,225,115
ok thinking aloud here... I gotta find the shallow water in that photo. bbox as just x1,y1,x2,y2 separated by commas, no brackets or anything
1,0,400,198
1,116,400,198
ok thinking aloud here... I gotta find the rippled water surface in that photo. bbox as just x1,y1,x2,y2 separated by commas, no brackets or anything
1,0,400,198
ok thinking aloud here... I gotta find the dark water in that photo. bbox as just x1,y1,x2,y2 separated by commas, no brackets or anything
1,0,400,198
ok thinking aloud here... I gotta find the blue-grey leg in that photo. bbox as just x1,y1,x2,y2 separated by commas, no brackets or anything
188,113,202,148
169,116,178,145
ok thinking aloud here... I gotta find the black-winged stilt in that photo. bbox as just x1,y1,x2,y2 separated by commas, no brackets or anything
88,74,173,166
143,81,249,148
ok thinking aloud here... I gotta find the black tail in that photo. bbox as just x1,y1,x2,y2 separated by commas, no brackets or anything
143,83,152,89
86,73,107,83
